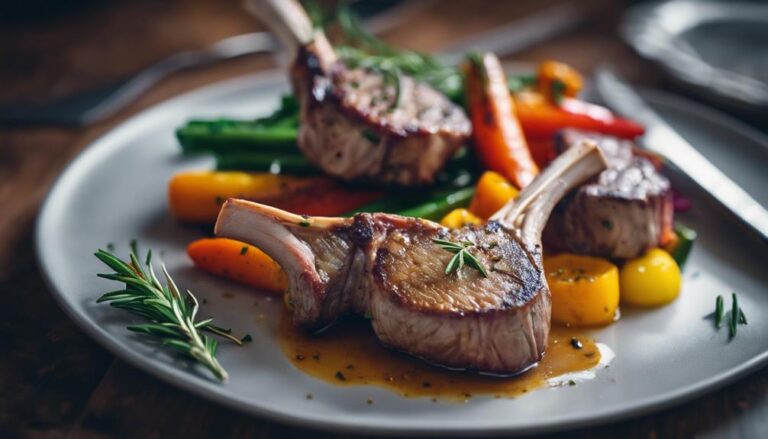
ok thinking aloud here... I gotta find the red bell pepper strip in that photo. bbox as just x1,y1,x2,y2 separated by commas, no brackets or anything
515,93,645,139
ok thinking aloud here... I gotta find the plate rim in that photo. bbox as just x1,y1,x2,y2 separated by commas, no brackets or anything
35,70,768,436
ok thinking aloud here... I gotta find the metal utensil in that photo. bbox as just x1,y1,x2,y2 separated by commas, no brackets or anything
0,1,414,126
3,1,585,126
594,66,768,243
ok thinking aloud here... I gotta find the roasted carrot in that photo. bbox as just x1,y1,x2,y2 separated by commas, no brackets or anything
168,171,382,223
187,238,287,293
169,172,308,223
464,52,539,189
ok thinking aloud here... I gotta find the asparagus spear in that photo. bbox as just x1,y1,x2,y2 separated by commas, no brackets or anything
215,153,318,175
398,187,475,220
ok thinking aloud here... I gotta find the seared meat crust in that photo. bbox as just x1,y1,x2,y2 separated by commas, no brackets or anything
543,129,673,259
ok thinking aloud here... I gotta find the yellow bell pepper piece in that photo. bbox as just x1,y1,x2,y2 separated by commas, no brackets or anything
544,253,620,327
537,60,583,102
440,208,482,229
168,171,303,224
620,248,681,307
468,171,519,219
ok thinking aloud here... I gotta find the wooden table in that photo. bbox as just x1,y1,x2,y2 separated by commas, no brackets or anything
1,1,766,437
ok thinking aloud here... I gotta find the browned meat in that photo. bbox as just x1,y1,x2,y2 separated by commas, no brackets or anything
543,129,673,259
215,142,607,375
249,0,471,186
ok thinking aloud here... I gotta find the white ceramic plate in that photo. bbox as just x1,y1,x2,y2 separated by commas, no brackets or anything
36,71,768,436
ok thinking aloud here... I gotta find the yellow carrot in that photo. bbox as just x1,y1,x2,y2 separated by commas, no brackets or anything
168,172,307,224
187,238,287,293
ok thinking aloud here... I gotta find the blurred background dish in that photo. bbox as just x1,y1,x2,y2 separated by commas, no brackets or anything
622,0,768,116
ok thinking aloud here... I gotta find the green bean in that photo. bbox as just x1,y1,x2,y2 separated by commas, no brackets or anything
215,153,318,175
177,121,299,155
670,223,697,268
397,187,475,221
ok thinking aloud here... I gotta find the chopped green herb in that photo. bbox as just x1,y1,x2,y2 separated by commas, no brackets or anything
715,295,724,329
600,219,614,230
241,334,253,343
568,380,576,386
240,246,249,255
729,293,739,339
432,238,488,277
335,371,347,381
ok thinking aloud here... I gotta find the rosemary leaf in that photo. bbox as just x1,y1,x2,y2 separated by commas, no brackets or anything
729,293,738,339
739,309,748,325
432,238,488,277
715,295,724,329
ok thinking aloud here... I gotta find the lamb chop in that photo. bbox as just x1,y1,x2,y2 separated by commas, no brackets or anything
247,0,471,186
543,129,673,259
215,141,606,375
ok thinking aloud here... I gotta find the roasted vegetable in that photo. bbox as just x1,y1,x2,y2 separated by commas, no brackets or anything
168,172,307,223
536,60,583,104
514,91,645,139
265,180,383,217
666,223,697,268
544,254,620,326
468,171,519,220
398,187,475,221
440,208,482,229
168,172,380,223
215,153,317,175
177,121,298,155
464,52,539,189
187,238,287,293
620,248,681,307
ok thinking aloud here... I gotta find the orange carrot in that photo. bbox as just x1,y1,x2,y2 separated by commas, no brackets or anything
169,171,382,224
187,238,287,293
464,52,539,189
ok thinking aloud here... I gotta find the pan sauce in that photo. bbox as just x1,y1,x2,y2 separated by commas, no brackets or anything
277,311,611,400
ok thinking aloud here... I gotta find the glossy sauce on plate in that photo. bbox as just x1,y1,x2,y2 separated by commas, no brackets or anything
277,311,608,400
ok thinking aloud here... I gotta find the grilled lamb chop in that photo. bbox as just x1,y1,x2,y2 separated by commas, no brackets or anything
543,129,673,259
247,0,471,186
215,142,607,374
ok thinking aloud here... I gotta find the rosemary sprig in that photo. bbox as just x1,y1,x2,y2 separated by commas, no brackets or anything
432,238,488,277
709,293,747,340
715,295,724,328
729,293,739,339
95,246,242,381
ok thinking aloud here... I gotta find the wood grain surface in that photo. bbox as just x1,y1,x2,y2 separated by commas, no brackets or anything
1,1,766,438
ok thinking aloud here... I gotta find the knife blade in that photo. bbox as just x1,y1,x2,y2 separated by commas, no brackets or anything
594,66,768,243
